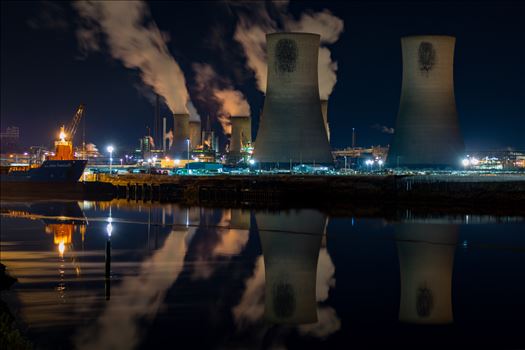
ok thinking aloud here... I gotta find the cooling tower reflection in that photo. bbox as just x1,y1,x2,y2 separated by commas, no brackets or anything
396,222,458,324
233,209,340,340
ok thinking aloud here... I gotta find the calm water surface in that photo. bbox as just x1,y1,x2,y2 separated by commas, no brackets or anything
1,200,524,349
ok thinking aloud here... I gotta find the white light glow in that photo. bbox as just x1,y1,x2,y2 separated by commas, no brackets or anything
106,223,113,237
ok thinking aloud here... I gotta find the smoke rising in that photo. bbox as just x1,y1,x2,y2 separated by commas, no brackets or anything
186,101,201,122
74,1,190,114
193,63,251,135
372,124,395,134
233,5,344,99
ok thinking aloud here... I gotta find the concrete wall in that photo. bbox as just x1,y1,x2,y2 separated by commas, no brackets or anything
254,33,333,166
388,36,464,168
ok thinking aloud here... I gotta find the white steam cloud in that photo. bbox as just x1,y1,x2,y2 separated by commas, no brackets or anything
193,63,250,135
186,101,201,122
74,1,190,114
372,124,395,134
233,5,344,100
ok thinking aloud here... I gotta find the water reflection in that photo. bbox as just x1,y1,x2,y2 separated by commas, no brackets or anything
0,201,524,348
74,206,193,350
234,209,340,343
396,222,458,324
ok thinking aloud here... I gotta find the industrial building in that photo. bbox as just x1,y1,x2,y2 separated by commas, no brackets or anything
388,35,464,168
253,32,333,167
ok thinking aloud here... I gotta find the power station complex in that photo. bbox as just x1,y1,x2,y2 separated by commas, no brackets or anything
158,34,465,170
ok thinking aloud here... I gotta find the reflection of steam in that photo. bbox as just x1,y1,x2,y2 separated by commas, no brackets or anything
233,255,265,328
74,228,193,350
191,209,250,279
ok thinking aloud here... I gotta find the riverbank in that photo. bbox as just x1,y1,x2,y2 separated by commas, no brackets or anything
2,174,524,215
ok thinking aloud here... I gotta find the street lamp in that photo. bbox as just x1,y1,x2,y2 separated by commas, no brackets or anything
365,159,373,172
107,145,114,174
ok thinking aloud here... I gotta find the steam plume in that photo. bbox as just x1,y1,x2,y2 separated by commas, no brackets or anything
193,63,251,135
186,101,201,122
74,1,190,113
233,5,344,99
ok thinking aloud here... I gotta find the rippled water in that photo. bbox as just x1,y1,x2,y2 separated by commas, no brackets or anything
1,200,524,349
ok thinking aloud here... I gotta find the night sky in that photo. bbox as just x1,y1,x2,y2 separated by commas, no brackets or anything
1,1,524,153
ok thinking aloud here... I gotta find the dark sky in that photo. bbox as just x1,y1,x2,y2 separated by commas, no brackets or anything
1,1,524,154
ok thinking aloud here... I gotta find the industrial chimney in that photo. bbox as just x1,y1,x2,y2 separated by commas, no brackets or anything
253,33,333,167
189,120,201,150
388,35,464,168
228,115,251,163
172,113,190,159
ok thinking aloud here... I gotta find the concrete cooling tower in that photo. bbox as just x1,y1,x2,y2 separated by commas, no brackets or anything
256,209,325,324
253,33,333,167
388,36,464,168
396,222,458,324
320,99,330,142
229,116,252,163
172,113,190,158
189,121,201,150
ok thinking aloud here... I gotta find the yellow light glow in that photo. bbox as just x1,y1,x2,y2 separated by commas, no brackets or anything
59,130,66,141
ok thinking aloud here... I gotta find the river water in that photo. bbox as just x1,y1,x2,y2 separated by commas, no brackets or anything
1,200,524,349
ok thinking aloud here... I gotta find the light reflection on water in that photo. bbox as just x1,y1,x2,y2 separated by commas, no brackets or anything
1,200,524,349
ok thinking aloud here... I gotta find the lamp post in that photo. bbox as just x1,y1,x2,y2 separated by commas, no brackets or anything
107,146,114,174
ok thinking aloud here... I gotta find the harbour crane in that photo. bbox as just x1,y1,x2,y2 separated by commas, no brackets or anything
53,104,86,161
65,104,85,141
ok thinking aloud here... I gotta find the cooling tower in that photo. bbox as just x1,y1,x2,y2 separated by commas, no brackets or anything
396,222,458,324
230,116,252,154
172,113,190,158
253,33,333,166
189,121,201,150
256,209,325,324
388,36,464,168
320,99,330,142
